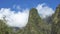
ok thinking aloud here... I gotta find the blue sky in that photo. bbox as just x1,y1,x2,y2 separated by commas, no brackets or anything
0,0,60,28
0,0,60,10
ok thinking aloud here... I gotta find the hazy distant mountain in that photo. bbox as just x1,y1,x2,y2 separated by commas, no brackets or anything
43,16,52,24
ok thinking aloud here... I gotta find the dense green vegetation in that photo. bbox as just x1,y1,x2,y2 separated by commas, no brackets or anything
18,8,51,34
0,20,13,34
51,4,60,34
0,5,60,34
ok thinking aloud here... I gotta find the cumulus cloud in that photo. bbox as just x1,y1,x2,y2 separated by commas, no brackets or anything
0,8,29,28
36,3,55,18
0,3,55,28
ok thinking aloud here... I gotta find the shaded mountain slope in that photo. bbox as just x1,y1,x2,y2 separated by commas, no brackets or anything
51,4,60,34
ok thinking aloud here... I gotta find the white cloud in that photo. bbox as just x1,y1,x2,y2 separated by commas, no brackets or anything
36,3,55,18
0,3,55,28
0,8,29,28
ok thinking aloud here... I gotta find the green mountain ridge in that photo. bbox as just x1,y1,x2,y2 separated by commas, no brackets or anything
0,4,60,34
51,4,60,34
19,8,51,34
